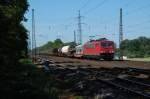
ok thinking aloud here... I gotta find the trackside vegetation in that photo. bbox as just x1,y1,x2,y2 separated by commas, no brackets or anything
121,36,150,58
37,39,75,54
0,1,59,99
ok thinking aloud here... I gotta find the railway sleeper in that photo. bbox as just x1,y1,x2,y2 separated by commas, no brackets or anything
96,78,150,99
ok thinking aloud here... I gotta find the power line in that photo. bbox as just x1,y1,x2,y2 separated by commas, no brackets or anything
79,0,91,10
63,15,78,30
96,2,150,25
122,0,137,8
65,20,76,30
84,0,109,15
125,25,150,34
125,26,150,34
124,3,150,16
126,20,150,28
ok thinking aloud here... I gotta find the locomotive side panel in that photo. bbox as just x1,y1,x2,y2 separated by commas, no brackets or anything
82,40,115,60
83,41,101,59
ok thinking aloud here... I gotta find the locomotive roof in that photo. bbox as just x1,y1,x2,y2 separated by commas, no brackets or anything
88,38,109,42
89,39,113,43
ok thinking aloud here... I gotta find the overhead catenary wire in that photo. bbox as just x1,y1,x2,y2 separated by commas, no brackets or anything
64,1,150,43
79,0,92,10
99,2,150,25
79,0,125,31
125,25,150,34
66,1,139,37
63,0,90,32
126,19,150,28
58,16,77,32
122,0,138,9
122,4,150,34
124,3,150,16
63,12,82,30
84,0,109,15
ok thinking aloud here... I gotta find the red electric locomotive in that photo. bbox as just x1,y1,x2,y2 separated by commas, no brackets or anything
82,38,115,60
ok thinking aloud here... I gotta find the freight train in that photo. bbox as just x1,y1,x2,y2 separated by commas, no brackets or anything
53,38,115,60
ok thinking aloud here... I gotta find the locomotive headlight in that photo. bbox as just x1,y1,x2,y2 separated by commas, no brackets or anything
109,51,114,53
100,51,105,53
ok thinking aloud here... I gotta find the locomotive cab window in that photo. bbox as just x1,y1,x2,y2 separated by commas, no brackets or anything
101,42,113,47
87,42,95,48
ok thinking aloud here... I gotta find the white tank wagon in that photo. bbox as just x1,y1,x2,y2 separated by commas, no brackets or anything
60,45,76,57
61,45,70,54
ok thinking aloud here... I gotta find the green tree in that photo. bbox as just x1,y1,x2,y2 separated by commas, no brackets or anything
0,0,28,65
53,39,63,48
0,1,59,99
120,36,150,58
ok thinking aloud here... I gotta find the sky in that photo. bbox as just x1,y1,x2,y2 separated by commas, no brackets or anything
24,0,150,47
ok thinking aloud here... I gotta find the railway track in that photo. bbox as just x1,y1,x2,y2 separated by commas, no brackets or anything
37,56,150,98
38,54,150,70
127,67,150,75
95,72,150,98
38,53,124,61
60,68,150,98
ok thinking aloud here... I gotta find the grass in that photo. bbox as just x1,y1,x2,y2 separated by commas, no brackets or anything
19,58,33,65
74,96,84,99
1,58,60,99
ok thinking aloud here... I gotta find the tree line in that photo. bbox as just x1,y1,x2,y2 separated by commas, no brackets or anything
37,39,75,54
0,1,58,99
120,36,150,58
0,0,28,66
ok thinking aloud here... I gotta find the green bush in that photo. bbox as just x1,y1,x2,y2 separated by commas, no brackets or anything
120,36,150,58
0,62,59,99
